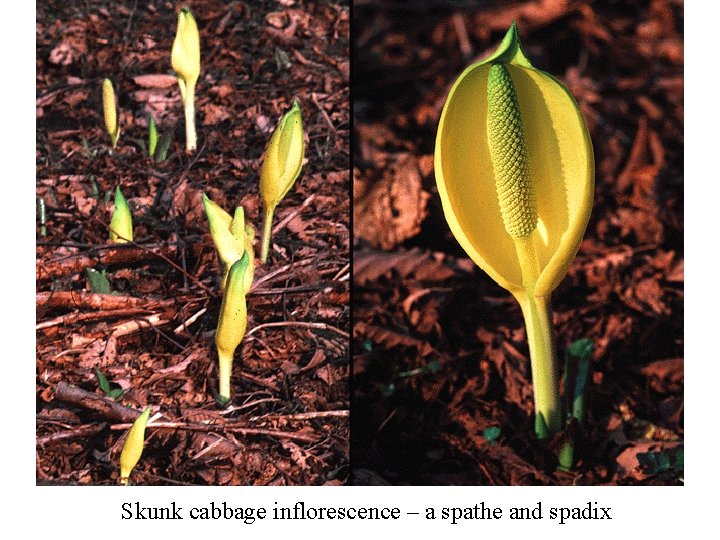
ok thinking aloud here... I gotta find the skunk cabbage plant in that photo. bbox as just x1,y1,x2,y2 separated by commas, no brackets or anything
434,23,594,438
259,99,304,263
102,78,120,149
202,194,254,292
109,187,133,243
172,7,201,152
119,406,150,485
215,253,251,402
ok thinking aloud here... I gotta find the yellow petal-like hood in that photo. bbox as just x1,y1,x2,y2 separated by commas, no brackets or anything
110,187,133,243
435,24,594,296
102,78,119,147
171,7,200,87
260,99,304,208
202,193,246,277
119,406,150,484
215,253,250,358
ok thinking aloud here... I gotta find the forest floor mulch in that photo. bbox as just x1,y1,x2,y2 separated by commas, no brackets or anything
36,0,349,486
352,0,683,485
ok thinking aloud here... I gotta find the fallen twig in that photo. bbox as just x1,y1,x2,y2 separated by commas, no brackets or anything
109,421,318,444
37,291,177,311
53,382,143,424
36,307,150,331
173,306,207,334
246,321,350,339
272,193,317,235
36,423,107,447
37,244,177,281
260,410,349,422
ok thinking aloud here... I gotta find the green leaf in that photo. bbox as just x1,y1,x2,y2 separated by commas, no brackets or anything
483,426,501,443
86,268,111,294
155,131,173,162
564,338,593,422
535,412,549,440
637,449,683,475
567,338,593,360
94,367,111,394
107,388,124,400
426,359,441,373
148,117,158,158
557,338,594,470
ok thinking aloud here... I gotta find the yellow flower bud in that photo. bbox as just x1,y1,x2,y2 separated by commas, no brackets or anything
119,406,151,485
215,253,250,402
259,99,304,263
171,7,200,89
110,187,133,243
102,79,120,149
172,7,200,152
202,194,250,290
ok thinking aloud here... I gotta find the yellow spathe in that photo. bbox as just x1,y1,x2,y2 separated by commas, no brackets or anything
171,8,200,88
435,25,593,298
215,253,250,402
110,187,133,243
202,194,254,293
259,99,304,209
119,406,150,485
102,78,120,148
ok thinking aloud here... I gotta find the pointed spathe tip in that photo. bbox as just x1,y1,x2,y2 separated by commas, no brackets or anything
483,22,532,68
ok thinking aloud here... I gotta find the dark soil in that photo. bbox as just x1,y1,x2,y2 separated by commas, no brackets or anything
352,0,683,485
36,0,349,486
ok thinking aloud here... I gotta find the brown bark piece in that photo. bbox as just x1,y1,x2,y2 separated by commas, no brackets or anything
354,153,430,250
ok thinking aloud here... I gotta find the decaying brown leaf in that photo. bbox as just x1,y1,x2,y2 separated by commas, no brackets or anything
354,153,430,250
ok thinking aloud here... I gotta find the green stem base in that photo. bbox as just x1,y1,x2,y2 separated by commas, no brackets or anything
218,351,232,403
260,206,275,264
184,82,196,152
516,292,562,438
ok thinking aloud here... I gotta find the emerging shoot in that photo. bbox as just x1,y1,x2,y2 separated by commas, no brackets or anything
148,117,158,159
215,253,251,403
171,7,200,152
110,187,133,243
259,99,304,263
102,78,120,149
119,406,150,485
